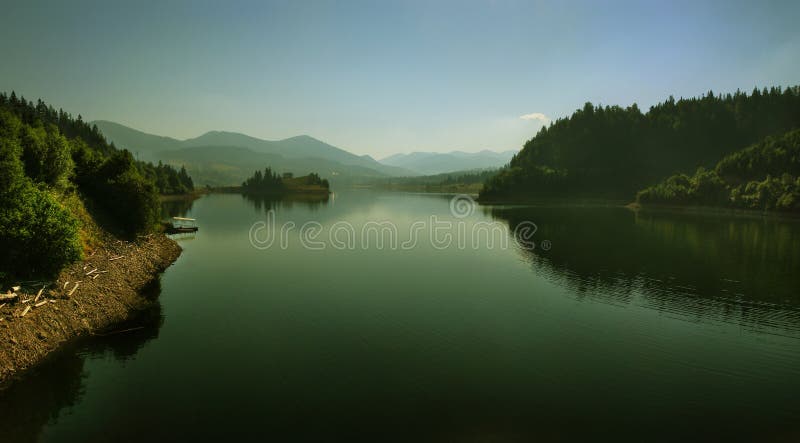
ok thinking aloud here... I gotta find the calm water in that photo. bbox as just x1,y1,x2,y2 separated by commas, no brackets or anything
2,191,800,442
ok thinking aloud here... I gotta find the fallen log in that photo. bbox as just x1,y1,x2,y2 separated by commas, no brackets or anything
109,255,124,261
0,292,18,301
34,300,48,308
34,288,44,302
68,282,80,297
20,306,31,317
85,268,98,276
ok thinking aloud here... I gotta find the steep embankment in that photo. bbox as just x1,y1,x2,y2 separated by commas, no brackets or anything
0,234,180,386
0,93,188,387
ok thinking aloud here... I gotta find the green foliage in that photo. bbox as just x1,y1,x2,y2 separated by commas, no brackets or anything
637,129,800,212
305,172,330,189
138,161,194,195
75,149,161,235
0,111,25,193
481,86,800,201
0,92,189,279
242,167,284,193
715,129,800,184
0,91,193,195
20,123,74,188
636,168,728,206
0,182,82,278
0,111,82,278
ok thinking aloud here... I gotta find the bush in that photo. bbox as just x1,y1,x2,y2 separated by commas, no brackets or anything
0,182,82,279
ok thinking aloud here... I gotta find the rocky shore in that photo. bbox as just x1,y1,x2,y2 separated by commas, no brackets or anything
0,234,181,387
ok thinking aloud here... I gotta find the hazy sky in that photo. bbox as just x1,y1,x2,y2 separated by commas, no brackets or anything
2,0,798,157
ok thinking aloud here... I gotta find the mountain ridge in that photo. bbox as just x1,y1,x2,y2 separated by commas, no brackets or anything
92,120,415,186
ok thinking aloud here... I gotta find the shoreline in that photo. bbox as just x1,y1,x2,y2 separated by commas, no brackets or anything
0,234,181,388
627,201,800,220
209,185,330,196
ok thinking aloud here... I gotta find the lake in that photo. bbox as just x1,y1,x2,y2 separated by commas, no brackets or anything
2,190,800,441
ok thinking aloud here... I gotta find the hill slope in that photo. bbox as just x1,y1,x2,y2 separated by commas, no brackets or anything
92,120,182,162
636,128,800,212
480,86,800,202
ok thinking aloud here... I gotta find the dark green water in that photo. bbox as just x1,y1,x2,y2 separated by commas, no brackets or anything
2,191,800,442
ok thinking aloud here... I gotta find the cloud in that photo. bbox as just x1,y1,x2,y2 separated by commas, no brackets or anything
519,112,551,124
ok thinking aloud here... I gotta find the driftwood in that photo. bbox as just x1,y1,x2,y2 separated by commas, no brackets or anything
20,306,31,317
0,303,6,309
21,299,32,304
92,274,100,280
12,286,20,292
109,255,125,261
63,281,69,290
34,288,44,302
0,293,18,301
85,268,98,276
68,282,80,297
34,300,48,308
92,326,144,337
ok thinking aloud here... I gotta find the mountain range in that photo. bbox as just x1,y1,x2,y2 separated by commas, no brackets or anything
93,121,512,186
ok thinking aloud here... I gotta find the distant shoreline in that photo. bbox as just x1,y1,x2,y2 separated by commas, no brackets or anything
209,185,330,196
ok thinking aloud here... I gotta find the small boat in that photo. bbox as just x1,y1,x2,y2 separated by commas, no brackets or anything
165,217,198,234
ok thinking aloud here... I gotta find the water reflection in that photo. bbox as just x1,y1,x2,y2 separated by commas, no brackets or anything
241,192,330,214
0,282,165,442
492,205,800,334
160,195,200,220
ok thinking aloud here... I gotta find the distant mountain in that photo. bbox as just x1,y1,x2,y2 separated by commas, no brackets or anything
92,121,414,186
181,131,394,172
379,150,516,175
93,120,181,162
157,145,405,187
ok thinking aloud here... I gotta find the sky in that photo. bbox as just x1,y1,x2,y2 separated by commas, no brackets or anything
1,0,799,158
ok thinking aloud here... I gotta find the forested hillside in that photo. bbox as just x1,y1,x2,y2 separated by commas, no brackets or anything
0,92,193,280
480,86,800,201
636,129,800,212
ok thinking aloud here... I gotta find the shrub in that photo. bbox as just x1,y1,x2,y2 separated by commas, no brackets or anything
0,182,82,279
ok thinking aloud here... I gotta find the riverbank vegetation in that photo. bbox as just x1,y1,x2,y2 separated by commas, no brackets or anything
480,86,800,203
0,92,194,281
636,129,800,212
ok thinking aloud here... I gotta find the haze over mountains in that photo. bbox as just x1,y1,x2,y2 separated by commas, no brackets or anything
380,150,516,175
93,121,513,186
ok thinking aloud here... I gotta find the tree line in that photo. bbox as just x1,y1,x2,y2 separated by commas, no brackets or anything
242,167,284,192
480,86,800,202
241,168,330,193
0,92,194,280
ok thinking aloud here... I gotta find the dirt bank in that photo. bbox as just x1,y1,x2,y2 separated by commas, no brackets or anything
0,234,181,387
